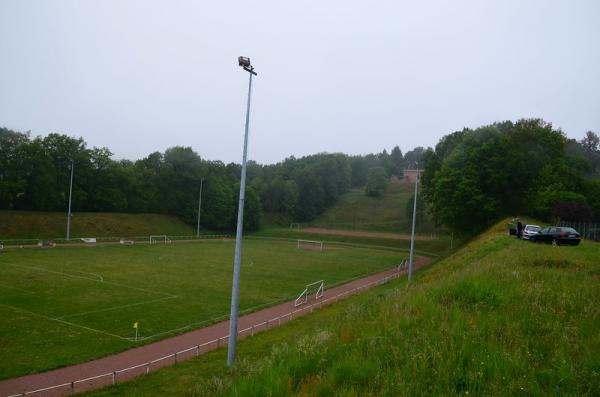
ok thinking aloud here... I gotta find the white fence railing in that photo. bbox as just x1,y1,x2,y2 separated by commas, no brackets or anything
5,269,406,397
556,220,600,242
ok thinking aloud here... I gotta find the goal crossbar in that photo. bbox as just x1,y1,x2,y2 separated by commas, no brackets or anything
297,239,324,251
149,235,172,244
294,280,324,307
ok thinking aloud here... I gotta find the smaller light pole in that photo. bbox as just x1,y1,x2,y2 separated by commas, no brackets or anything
66,159,74,240
227,56,257,367
196,178,205,237
408,164,419,281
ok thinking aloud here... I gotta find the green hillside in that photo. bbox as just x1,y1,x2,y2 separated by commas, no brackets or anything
88,220,599,396
0,211,195,240
309,178,437,233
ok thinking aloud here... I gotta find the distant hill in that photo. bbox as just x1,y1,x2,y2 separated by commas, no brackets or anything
308,177,438,234
0,211,195,240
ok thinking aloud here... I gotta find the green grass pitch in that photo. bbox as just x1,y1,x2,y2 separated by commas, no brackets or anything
0,238,404,379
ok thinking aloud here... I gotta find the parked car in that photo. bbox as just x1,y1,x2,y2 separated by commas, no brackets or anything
529,227,581,246
522,224,541,240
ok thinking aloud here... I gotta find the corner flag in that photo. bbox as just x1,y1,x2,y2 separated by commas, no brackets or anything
133,322,138,329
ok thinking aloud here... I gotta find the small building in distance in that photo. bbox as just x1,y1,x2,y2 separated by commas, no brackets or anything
403,169,422,183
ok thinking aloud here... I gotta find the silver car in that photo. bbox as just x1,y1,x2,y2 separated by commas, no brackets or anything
522,224,541,240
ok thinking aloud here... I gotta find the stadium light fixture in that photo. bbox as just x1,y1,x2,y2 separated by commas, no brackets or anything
408,163,419,281
228,56,257,366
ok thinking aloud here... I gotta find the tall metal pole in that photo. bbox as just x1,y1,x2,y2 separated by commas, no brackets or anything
66,159,74,240
408,165,419,281
196,178,204,237
227,65,254,367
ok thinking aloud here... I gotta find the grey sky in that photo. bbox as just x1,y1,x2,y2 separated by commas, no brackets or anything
1,1,599,164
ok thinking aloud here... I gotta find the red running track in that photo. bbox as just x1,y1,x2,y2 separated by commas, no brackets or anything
0,257,430,397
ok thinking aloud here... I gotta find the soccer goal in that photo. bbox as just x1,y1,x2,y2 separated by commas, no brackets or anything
297,239,324,251
290,222,301,230
295,280,325,307
150,235,172,244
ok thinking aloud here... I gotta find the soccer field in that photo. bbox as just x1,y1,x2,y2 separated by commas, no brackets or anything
0,238,404,379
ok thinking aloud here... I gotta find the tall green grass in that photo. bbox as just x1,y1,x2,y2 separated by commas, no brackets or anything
87,220,600,396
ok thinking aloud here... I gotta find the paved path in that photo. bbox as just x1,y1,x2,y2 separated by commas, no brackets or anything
0,257,430,397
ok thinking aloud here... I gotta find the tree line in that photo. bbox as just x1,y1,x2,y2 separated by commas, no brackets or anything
421,119,600,235
0,127,421,231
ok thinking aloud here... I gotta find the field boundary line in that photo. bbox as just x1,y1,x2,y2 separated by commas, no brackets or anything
56,296,179,320
0,303,131,341
4,263,177,298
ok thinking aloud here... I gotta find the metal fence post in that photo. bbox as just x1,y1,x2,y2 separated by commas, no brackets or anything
196,345,199,357
278,317,281,326
70,381,75,395
251,325,254,336
174,352,178,364
217,338,220,348
112,371,116,385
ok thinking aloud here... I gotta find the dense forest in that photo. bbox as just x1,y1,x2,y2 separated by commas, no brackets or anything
3,119,597,235
0,127,421,231
421,119,600,234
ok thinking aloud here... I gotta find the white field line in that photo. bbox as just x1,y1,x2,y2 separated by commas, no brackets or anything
0,283,36,294
4,263,176,298
0,303,131,341
57,296,179,320
131,297,288,341
72,270,104,281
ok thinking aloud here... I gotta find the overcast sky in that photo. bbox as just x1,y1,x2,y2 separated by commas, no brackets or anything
1,1,599,164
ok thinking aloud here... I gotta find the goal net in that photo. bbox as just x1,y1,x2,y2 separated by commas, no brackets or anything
150,235,172,244
297,239,324,251
290,222,301,230
295,280,324,307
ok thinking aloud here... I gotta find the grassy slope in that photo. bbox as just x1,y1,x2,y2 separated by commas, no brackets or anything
0,239,405,379
310,179,438,233
88,220,599,396
0,211,195,240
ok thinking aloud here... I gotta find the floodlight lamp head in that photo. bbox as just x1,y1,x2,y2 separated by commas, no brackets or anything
238,56,251,68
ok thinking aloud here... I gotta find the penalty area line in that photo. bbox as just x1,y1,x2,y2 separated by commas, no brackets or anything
5,263,177,298
57,295,179,320
0,303,131,341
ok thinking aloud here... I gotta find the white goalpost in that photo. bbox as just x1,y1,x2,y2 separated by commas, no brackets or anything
295,280,324,307
297,239,324,251
149,235,172,244
289,222,301,230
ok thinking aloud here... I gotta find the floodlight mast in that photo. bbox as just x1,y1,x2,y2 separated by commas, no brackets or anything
228,56,257,366
408,163,419,281
196,178,204,237
66,159,74,240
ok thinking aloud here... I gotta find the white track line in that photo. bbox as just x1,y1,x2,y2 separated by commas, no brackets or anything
57,296,179,320
0,303,131,341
